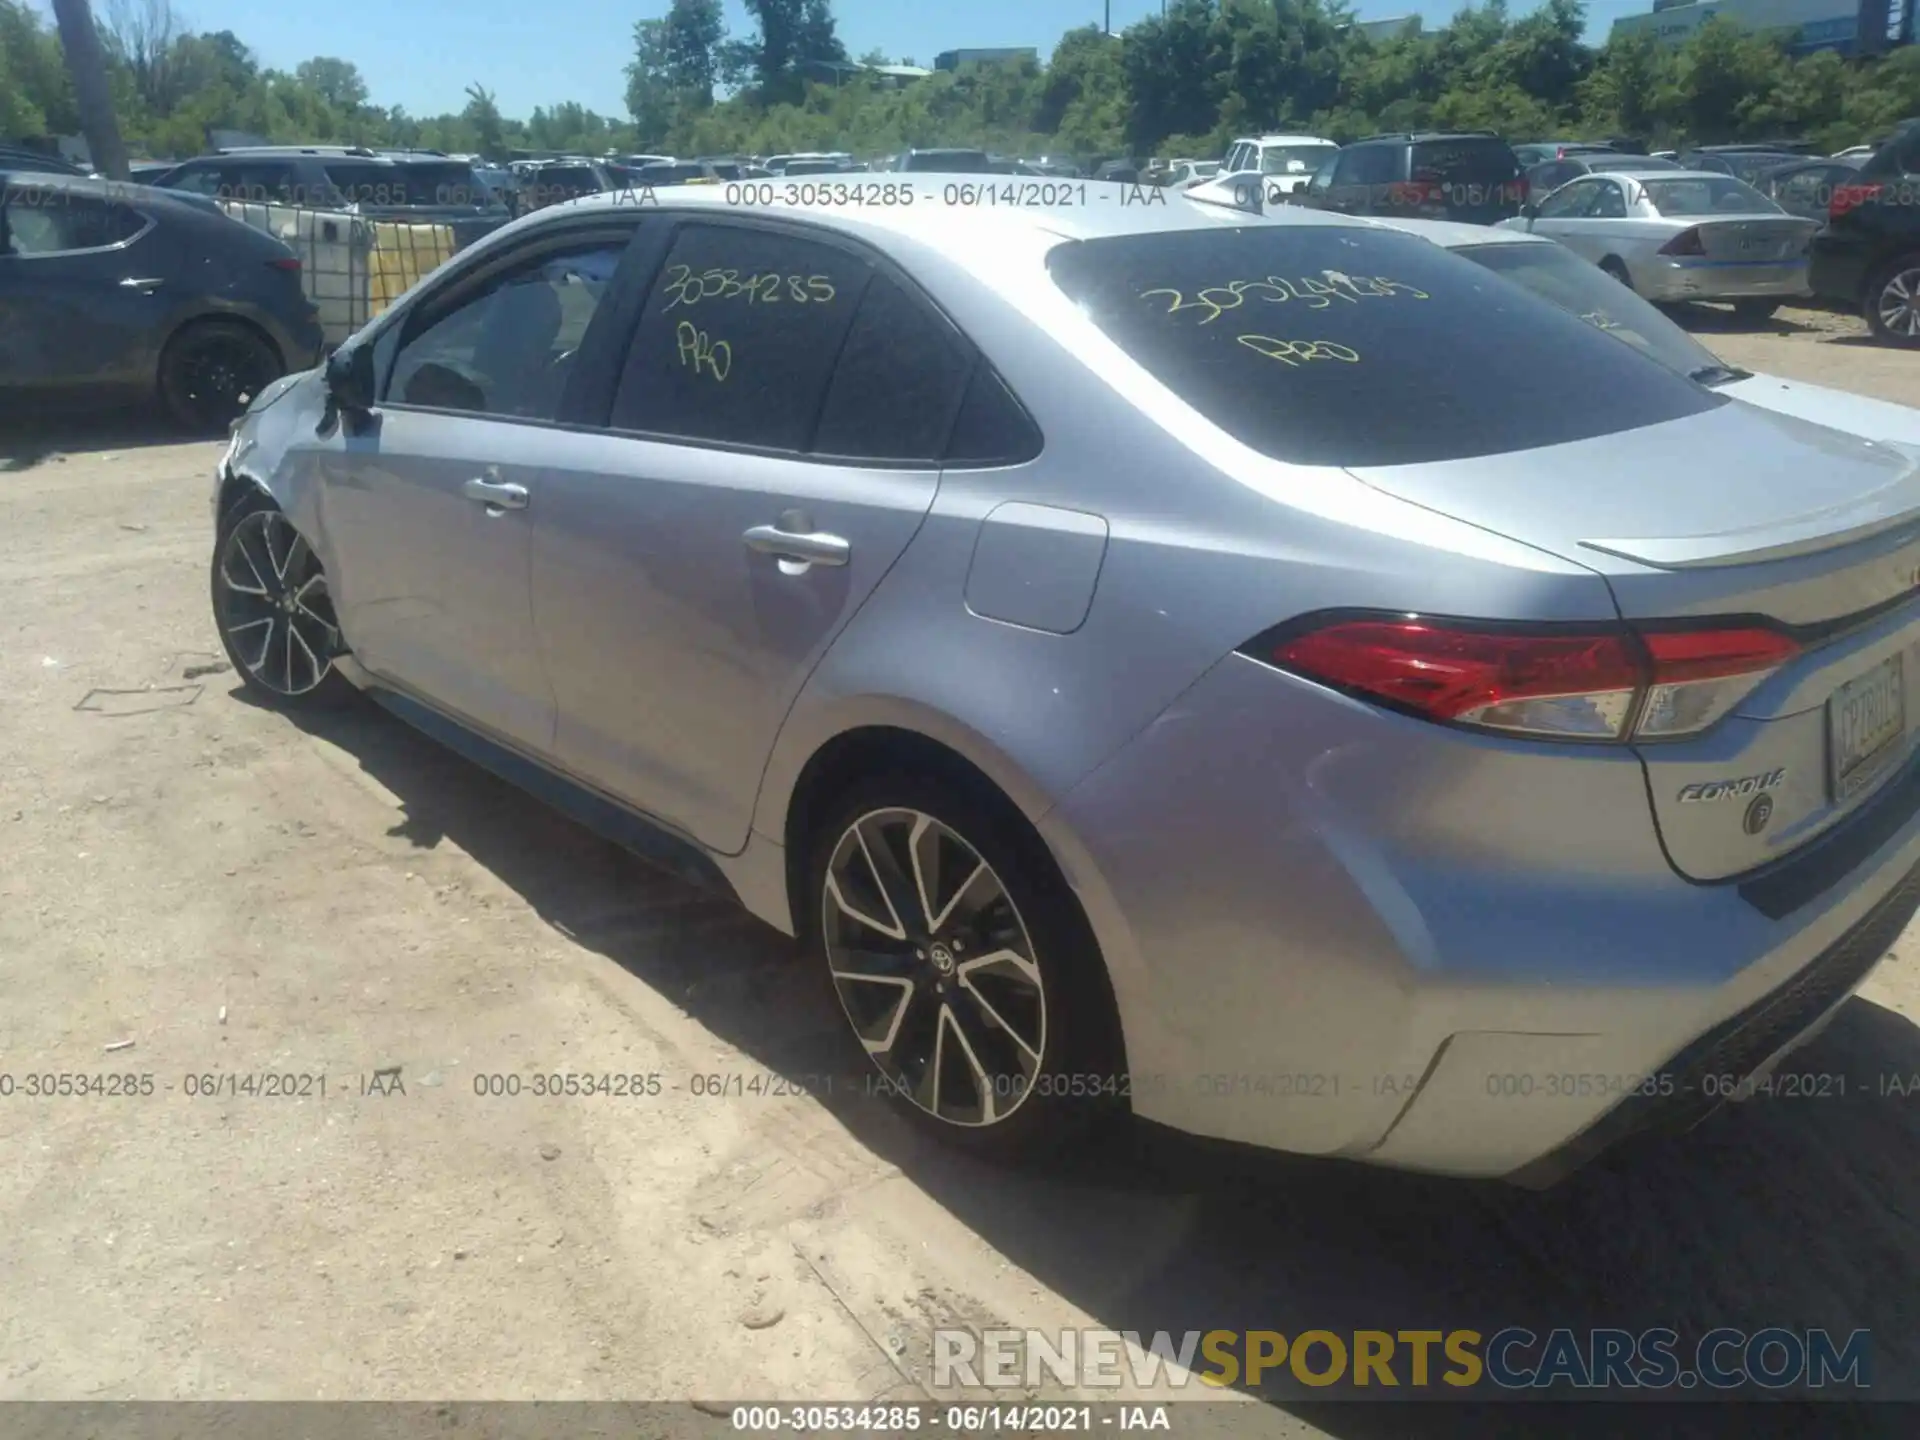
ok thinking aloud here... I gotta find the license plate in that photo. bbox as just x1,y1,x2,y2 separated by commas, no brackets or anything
1828,654,1906,801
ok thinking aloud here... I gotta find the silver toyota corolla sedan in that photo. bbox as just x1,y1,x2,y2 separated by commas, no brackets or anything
1497,169,1819,318
213,182,1920,1185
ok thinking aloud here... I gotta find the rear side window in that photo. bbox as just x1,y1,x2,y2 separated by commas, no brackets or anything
811,273,973,463
944,365,1042,467
1642,177,1778,216
1411,139,1520,184
610,224,868,451
2,191,142,254
1045,226,1719,468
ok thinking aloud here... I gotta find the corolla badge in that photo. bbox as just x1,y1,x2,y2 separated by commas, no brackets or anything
1676,767,1787,804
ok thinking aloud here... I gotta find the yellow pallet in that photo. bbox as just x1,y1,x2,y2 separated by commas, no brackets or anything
368,221,456,315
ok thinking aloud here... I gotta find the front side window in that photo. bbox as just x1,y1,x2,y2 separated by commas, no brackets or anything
1589,182,1628,219
386,241,629,420
1536,180,1600,219
609,224,869,451
2,192,142,255
1641,177,1780,217
1045,225,1719,468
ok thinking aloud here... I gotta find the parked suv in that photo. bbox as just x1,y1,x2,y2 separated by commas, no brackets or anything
1809,120,1920,346
1291,132,1527,225
154,146,508,239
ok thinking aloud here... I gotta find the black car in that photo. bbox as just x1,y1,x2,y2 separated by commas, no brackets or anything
897,148,995,174
1292,131,1527,225
1809,121,1920,346
1676,148,1807,184
0,172,324,430
0,145,88,176
1753,156,1864,222
517,160,616,210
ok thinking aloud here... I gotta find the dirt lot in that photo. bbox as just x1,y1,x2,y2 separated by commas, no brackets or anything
2,315,1919,1432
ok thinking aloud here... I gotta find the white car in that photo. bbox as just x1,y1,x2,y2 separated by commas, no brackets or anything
1220,133,1339,197
1365,217,1920,443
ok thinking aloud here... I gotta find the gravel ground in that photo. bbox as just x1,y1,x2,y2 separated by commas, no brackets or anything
1,317,1917,1436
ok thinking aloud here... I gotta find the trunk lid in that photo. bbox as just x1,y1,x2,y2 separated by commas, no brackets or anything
1347,403,1920,883
1689,216,1818,262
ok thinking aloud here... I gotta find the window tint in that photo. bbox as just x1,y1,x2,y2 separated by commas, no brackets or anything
1336,147,1395,188
387,241,627,420
944,364,1042,466
162,163,224,196
3,192,141,254
811,273,972,463
1589,182,1628,219
610,225,869,450
214,162,300,203
1451,242,1720,380
1411,140,1520,184
1045,226,1719,468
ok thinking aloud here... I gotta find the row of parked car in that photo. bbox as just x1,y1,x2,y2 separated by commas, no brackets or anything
1181,124,1920,345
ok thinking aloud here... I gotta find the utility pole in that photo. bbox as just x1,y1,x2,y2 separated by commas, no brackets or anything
50,0,130,179
1105,0,1111,34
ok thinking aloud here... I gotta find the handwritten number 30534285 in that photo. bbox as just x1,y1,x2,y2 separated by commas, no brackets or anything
661,264,836,311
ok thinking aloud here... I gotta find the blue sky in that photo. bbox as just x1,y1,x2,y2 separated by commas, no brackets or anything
40,0,1653,119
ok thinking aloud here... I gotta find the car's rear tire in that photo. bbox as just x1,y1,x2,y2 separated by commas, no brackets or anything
210,491,357,708
1864,254,1920,347
804,769,1124,1160
1733,298,1782,323
160,319,284,434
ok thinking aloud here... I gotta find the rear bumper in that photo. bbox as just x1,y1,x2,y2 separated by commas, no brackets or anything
1042,653,1920,1181
1808,229,1877,305
1637,257,1811,302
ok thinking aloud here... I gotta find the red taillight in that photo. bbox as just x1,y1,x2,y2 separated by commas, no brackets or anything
1256,617,1800,742
267,257,301,272
1831,181,1882,220
1659,227,1706,257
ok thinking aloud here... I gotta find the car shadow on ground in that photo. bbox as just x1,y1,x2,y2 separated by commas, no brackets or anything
268,692,1920,1436
0,398,202,472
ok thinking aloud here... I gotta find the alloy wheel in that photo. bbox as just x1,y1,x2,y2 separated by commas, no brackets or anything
821,807,1046,1127
215,510,340,696
1875,266,1920,339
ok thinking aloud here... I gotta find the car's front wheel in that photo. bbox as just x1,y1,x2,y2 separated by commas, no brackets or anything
210,493,357,707
807,772,1122,1158
1865,254,1920,347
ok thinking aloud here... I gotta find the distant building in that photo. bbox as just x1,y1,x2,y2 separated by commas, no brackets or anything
933,48,1039,71
1351,15,1423,41
1609,0,1913,53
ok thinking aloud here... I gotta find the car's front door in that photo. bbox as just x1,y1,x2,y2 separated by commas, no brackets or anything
316,223,644,752
1526,176,1607,256
0,187,159,390
528,218,975,853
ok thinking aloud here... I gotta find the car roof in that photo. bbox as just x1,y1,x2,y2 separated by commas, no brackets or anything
1240,135,1335,146
536,178,1380,258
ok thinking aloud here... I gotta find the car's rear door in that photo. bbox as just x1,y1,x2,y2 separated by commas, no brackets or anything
526,216,974,854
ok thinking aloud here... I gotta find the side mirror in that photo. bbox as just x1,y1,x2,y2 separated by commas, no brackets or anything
324,343,376,415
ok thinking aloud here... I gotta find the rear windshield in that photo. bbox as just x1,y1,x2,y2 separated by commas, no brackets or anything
1450,242,1721,380
639,163,707,183
1045,226,1719,467
1589,155,1678,172
534,165,603,192
1641,177,1780,216
1260,145,1335,176
1410,139,1521,184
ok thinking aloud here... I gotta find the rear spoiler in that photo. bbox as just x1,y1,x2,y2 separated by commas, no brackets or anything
1581,444,1920,569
